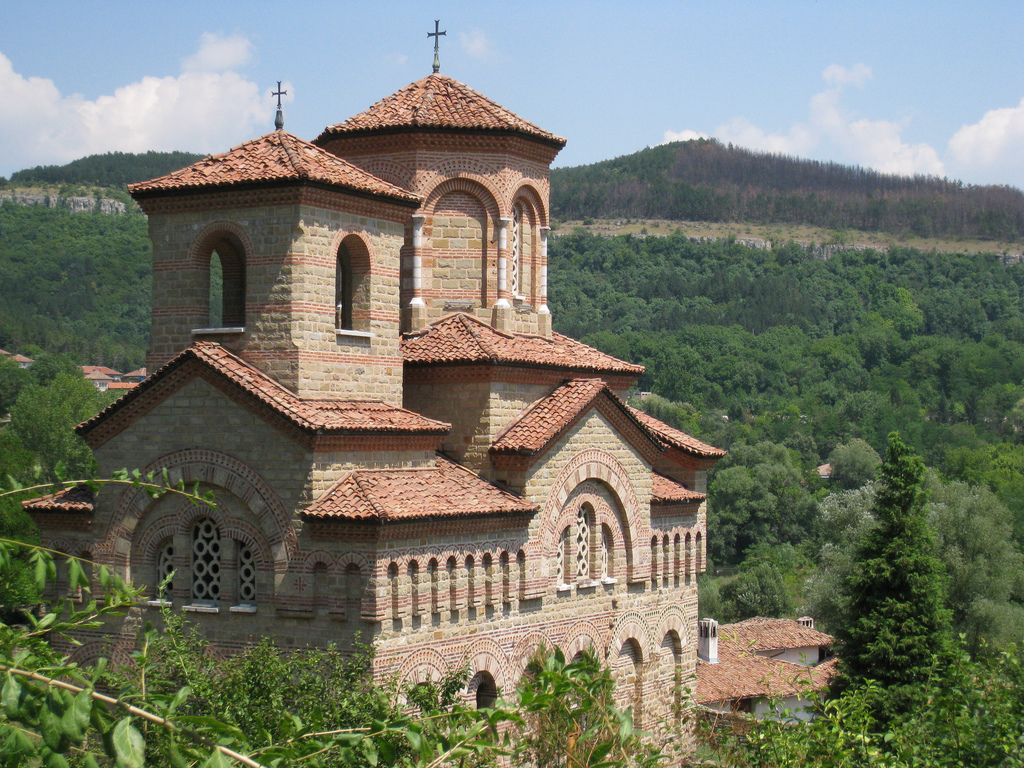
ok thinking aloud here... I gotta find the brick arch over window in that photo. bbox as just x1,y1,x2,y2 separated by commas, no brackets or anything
189,221,253,328
103,449,296,577
509,183,548,227
330,230,374,332
562,620,605,661
539,450,647,585
396,647,450,688
465,638,510,696
608,610,654,663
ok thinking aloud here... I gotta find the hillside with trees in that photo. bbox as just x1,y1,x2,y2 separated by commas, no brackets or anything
551,139,1024,240
7,150,205,188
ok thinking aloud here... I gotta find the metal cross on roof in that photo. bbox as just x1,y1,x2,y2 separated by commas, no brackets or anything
272,81,287,130
428,20,446,73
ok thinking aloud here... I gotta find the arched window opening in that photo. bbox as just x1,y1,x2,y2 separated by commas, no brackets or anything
696,532,704,574
191,518,221,603
509,203,523,299
616,639,644,729
157,540,175,600
576,504,592,580
482,553,494,607
500,551,511,606
471,672,499,710
208,236,245,327
662,631,684,723
237,541,257,605
684,533,693,586
335,235,371,332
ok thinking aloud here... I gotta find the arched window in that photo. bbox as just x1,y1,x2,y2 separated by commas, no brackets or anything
465,555,476,609
447,556,458,618
696,532,704,574
470,671,498,710
509,203,523,299
312,562,329,615
428,558,439,616
673,534,682,588
684,532,693,586
500,551,511,606
191,518,221,603
517,550,527,601
388,562,400,621
408,561,420,616
206,235,245,327
600,524,612,580
650,536,659,590
482,553,494,607
335,235,370,332
662,535,670,589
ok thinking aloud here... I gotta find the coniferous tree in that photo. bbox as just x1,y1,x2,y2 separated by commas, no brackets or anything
831,432,951,720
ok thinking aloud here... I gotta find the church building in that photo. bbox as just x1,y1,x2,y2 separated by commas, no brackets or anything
26,49,724,741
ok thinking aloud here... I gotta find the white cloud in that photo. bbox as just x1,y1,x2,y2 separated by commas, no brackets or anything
181,32,253,73
0,35,272,177
459,28,492,58
665,63,945,179
946,98,1024,185
662,129,710,144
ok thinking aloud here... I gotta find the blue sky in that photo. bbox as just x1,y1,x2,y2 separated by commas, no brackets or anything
3,1,1023,189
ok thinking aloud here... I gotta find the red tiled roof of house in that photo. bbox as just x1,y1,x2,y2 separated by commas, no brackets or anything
128,130,419,204
696,654,836,705
81,366,122,378
402,313,644,376
106,382,137,390
23,484,94,514
627,407,725,459
11,354,33,364
303,454,537,522
77,341,450,438
651,473,706,504
314,73,566,148
124,368,147,379
719,617,834,654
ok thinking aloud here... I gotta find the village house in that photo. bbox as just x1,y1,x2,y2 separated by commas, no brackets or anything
696,617,835,720
25,50,725,745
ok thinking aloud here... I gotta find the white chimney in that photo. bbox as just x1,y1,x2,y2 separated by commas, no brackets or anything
698,618,718,663
798,616,814,629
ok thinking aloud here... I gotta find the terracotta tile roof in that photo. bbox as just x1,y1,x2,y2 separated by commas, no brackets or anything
128,131,419,204
23,485,94,514
402,313,644,376
720,617,834,654
83,371,114,382
77,341,449,439
81,366,122,378
303,454,537,522
106,382,137,390
696,654,836,705
124,368,147,379
315,73,566,148
627,407,725,459
651,473,706,504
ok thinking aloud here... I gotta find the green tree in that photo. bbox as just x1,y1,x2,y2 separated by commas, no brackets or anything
827,438,881,490
831,433,951,720
718,561,793,621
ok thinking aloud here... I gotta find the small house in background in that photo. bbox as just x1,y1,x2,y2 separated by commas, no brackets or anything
817,463,832,479
123,368,147,383
696,616,835,720
81,365,123,382
83,370,113,392
1,349,35,368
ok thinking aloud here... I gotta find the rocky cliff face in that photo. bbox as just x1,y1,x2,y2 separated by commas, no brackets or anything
0,191,127,215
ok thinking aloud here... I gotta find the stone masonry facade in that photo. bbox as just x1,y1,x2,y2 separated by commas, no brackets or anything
27,70,724,756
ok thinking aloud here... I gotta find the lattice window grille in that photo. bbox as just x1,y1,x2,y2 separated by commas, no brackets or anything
157,541,174,598
191,518,221,602
237,543,257,604
509,206,522,297
576,507,590,579
600,527,610,579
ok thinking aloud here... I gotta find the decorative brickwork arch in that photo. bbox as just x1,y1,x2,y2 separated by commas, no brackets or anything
654,605,689,650
465,638,509,694
422,162,505,213
549,483,627,584
511,631,550,676
608,610,653,663
329,230,375,332
510,183,548,227
562,620,605,661
541,450,646,583
104,449,296,578
423,177,501,226
396,647,450,687
358,158,414,190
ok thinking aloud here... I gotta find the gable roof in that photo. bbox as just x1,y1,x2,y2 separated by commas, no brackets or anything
402,313,643,377
627,407,726,459
128,130,419,205
719,617,834,654
303,454,537,522
23,484,95,515
314,73,566,148
697,654,836,705
77,341,449,447
491,378,660,457
651,473,706,504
